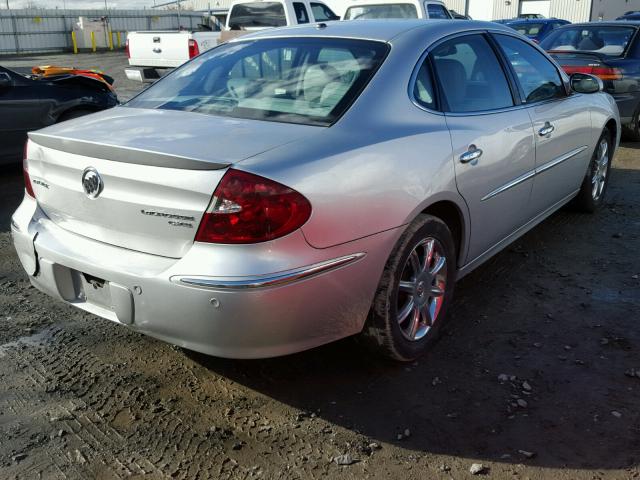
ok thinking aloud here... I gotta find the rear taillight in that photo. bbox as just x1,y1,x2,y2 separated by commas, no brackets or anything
23,142,35,198
188,39,199,58
125,38,130,58
195,169,312,244
562,65,622,81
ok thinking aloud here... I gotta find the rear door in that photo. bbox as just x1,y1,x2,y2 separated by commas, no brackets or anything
430,34,536,263
493,33,591,215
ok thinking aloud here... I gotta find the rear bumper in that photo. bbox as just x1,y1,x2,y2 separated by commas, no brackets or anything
11,195,400,358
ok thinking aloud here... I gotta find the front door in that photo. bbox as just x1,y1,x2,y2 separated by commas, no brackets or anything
492,34,592,216
430,34,536,264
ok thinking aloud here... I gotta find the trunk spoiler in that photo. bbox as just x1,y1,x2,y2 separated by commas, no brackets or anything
28,132,231,171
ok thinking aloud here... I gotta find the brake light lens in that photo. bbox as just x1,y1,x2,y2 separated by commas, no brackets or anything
195,169,312,244
125,38,130,58
23,142,35,198
188,39,199,58
561,65,623,81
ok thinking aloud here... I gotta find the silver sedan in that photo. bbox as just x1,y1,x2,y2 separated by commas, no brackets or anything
12,20,620,360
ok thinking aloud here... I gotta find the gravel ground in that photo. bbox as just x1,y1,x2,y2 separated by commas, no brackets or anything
1,53,640,480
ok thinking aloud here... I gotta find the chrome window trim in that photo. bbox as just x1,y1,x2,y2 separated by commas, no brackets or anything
173,253,366,290
481,145,589,201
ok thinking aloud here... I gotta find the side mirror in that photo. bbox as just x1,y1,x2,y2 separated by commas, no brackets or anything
570,73,603,94
0,72,12,88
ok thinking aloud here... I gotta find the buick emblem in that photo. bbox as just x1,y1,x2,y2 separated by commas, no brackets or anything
81,167,103,199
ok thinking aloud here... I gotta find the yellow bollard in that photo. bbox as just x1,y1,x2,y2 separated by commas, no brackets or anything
116,31,121,49
90,31,96,52
108,30,114,51
71,31,78,54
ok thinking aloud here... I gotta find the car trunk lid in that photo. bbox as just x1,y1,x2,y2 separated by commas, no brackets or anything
27,107,317,258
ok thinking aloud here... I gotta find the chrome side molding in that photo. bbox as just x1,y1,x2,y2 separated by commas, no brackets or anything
481,145,588,201
173,253,366,290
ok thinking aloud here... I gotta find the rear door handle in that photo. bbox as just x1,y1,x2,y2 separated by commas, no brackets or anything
459,145,483,164
538,122,555,136
153,48,162,53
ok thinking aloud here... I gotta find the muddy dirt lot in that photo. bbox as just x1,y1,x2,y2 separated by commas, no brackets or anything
1,130,640,477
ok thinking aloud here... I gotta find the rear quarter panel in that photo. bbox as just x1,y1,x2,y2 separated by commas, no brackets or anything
237,28,466,252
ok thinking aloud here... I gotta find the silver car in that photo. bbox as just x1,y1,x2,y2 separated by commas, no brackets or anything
12,20,619,361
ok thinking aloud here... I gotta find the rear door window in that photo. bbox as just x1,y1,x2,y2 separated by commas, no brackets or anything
494,34,565,103
431,34,514,112
310,2,339,20
228,2,286,29
293,2,310,23
426,3,451,19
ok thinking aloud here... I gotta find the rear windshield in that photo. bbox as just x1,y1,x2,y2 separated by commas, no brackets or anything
228,2,286,29
509,22,544,37
126,38,389,126
344,3,418,20
541,25,637,56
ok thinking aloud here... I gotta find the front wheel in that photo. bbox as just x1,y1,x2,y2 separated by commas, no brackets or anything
572,128,612,213
360,214,456,361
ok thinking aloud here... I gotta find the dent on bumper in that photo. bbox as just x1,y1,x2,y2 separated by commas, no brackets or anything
12,197,401,358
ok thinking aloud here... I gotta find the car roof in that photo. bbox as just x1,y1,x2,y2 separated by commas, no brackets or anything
233,19,514,43
506,18,567,24
559,21,640,27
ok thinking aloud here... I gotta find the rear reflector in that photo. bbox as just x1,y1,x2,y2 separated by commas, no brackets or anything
561,65,622,81
195,169,312,244
23,142,35,199
188,39,199,59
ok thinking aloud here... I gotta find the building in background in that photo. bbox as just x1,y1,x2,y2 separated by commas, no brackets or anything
153,0,640,23
443,0,640,22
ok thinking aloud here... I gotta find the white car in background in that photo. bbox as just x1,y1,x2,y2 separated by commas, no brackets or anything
343,0,452,20
125,28,221,82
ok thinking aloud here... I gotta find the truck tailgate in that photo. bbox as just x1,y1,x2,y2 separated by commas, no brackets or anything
128,31,190,68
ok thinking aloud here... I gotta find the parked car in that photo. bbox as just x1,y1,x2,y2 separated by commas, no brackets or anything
541,21,640,140
504,18,570,43
13,20,619,361
343,0,452,20
125,27,222,83
0,65,117,165
617,12,640,21
219,0,339,42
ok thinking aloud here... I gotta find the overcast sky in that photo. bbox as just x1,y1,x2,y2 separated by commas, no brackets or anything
6,0,160,8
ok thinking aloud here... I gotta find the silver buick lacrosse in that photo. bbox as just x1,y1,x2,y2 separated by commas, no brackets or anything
12,20,620,360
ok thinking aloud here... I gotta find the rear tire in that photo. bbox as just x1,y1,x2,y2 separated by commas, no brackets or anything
360,214,456,362
572,127,612,213
622,109,640,142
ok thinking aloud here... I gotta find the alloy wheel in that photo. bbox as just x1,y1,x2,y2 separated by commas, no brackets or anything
591,137,609,201
396,237,447,341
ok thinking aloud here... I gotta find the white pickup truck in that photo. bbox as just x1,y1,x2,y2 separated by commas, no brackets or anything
125,29,221,82
343,0,453,20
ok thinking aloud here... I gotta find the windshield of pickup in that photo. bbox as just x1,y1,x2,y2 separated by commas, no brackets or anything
126,37,389,126
228,2,286,29
541,25,637,56
344,3,418,19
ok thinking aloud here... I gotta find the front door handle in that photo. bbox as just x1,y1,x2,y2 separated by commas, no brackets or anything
459,145,483,164
538,122,555,136
153,48,162,53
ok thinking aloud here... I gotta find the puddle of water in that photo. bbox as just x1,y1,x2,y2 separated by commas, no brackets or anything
0,327,55,358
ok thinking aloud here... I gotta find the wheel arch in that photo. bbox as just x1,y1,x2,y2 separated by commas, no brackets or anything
416,195,469,270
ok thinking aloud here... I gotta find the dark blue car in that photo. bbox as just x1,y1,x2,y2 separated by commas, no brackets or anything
504,18,570,43
541,21,640,141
